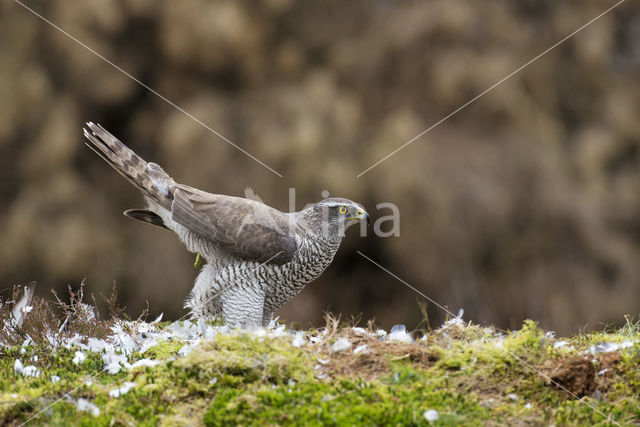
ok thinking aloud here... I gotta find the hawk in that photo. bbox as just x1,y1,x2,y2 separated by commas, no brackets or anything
84,123,369,327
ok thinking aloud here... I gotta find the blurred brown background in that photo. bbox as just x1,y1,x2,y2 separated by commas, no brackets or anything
1,0,639,335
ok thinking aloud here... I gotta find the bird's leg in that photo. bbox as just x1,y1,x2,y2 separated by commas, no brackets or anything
220,283,265,328
185,264,222,318
262,310,275,327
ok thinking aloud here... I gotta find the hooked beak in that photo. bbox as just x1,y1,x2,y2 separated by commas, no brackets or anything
348,208,370,225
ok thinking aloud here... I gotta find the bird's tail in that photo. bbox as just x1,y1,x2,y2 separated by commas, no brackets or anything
83,122,173,211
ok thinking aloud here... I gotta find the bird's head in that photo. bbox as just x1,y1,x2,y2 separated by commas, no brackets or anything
305,197,370,239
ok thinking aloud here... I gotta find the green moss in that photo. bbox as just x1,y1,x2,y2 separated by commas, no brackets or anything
2,320,639,425
142,339,185,360
203,376,493,426
177,334,315,385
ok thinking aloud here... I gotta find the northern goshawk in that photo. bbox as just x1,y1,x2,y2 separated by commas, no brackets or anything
84,123,369,327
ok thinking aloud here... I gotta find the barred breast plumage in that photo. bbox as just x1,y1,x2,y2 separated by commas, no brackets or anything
84,123,369,327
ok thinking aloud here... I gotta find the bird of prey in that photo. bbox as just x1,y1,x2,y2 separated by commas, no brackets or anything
84,123,369,327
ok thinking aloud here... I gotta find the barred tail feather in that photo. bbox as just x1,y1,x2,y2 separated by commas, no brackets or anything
84,122,173,211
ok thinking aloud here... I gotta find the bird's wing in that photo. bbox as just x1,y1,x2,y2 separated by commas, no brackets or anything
170,184,298,265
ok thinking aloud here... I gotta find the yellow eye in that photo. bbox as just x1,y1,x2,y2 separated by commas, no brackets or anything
339,206,347,214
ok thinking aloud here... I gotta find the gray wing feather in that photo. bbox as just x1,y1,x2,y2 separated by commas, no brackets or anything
171,186,298,265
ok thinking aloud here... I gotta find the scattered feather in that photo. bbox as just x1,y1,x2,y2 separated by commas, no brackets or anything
390,324,406,334
22,365,40,377
11,282,35,329
75,398,100,416
309,335,323,343
253,328,267,338
267,316,281,329
354,344,369,355
351,327,367,335
72,351,86,365
387,325,413,343
424,409,439,422
292,332,306,348
590,342,620,354
442,309,465,328
198,318,207,338
332,338,352,352
109,381,137,398
14,359,23,375
131,359,160,369
178,343,198,357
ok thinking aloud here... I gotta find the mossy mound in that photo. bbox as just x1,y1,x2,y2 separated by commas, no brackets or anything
1,317,639,426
